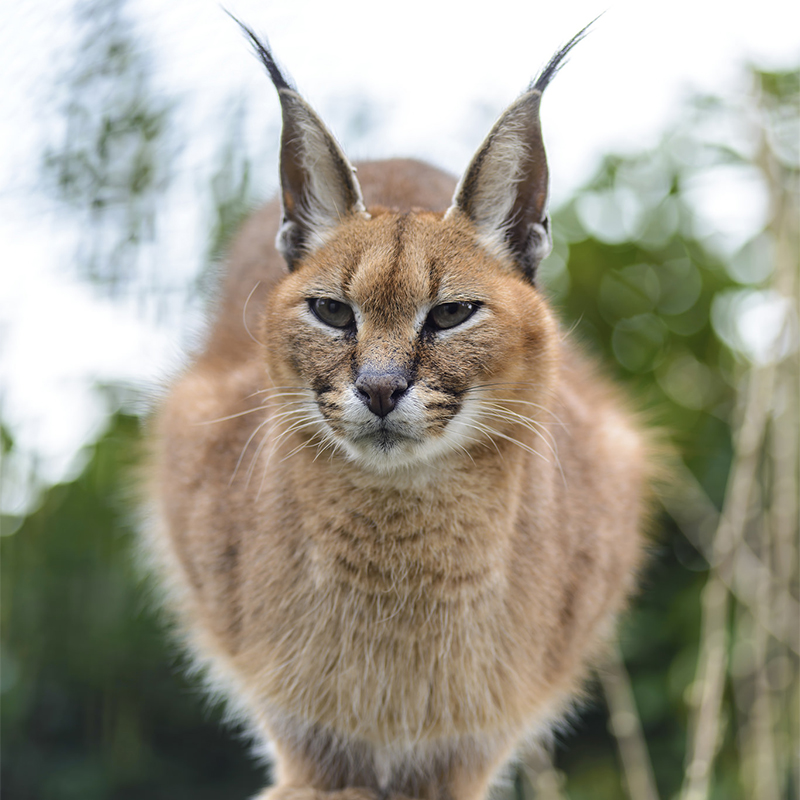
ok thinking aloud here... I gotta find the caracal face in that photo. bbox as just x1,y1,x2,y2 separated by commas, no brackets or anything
265,211,558,473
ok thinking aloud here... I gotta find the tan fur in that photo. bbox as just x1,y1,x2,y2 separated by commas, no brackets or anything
147,42,651,800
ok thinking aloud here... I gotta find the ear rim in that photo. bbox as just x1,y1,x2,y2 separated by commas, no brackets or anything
233,17,368,270
445,88,553,283
273,87,369,268
445,23,594,283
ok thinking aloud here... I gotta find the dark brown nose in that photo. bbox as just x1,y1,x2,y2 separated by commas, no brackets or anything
355,373,409,417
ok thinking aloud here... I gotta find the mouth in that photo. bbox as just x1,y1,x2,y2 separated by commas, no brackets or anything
350,425,416,452
321,393,460,470
332,417,430,469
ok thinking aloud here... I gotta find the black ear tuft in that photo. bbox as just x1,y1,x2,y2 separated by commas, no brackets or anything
225,12,294,93
447,21,596,284
229,12,368,270
532,18,598,94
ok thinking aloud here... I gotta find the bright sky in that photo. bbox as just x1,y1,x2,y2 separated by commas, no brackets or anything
1,0,798,516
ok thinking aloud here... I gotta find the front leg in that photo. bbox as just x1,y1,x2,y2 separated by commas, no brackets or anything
253,731,515,800
251,735,380,800
254,789,377,800
253,781,477,800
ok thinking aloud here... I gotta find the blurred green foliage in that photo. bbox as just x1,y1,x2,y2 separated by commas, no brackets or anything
2,1,798,796
1,414,265,799
541,70,799,799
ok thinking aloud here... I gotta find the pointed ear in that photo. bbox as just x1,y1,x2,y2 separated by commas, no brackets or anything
274,89,369,268
447,89,551,283
235,20,368,269
446,24,592,283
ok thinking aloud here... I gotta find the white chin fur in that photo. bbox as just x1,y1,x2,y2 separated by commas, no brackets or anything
333,396,485,474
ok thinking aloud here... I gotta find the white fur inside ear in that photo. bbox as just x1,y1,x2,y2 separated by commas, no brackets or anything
446,90,552,277
294,109,368,242
528,219,553,263
449,119,531,245
447,129,550,267
278,91,370,263
276,219,309,263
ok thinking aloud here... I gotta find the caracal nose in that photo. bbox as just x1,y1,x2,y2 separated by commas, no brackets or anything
355,373,409,418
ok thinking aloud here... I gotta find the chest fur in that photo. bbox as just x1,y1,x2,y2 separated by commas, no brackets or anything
227,457,534,745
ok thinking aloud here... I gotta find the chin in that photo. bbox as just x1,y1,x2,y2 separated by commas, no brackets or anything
341,430,478,478
340,434,429,473
330,400,487,475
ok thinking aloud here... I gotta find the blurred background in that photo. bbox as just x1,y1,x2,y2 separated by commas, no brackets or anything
1,1,798,799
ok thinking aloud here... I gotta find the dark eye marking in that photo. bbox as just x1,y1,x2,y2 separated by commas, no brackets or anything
309,298,355,329
426,301,480,331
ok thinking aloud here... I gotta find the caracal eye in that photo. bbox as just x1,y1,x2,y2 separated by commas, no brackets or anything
428,301,479,330
309,298,355,328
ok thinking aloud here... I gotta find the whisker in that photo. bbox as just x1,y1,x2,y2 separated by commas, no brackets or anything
257,422,333,500
478,404,558,448
257,392,314,404
230,416,274,486
477,409,566,487
478,404,560,451
248,386,311,398
198,391,316,427
468,381,543,391
470,419,550,465
269,406,317,422
246,422,278,487
252,415,326,496
197,386,310,428
464,422,503,458
481,397,566,425
268,415,321,453
255,419,317,499
312,432,342,463
448,438,476,465
242,281,264,346
196,405,269,426
466,381,560,405
466,388,566,426
226,401,317,480
281,429,326,463
249,414,321,487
